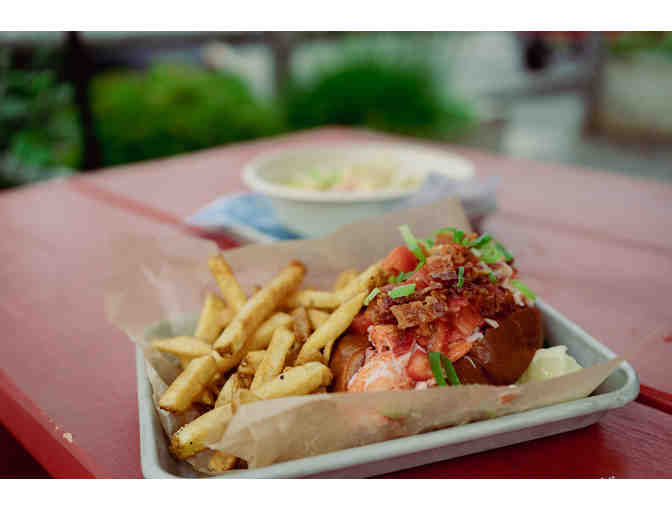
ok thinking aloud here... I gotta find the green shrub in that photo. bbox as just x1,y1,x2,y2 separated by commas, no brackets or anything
0,51,81,188
284,57,474,138
92,64,286,166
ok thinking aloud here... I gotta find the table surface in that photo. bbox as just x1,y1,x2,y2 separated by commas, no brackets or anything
1,127,671,478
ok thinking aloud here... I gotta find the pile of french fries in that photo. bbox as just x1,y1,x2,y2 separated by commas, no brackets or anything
152,254,385,472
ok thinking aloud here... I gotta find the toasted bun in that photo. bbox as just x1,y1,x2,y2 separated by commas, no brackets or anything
328,334,370,392
454,306,543,385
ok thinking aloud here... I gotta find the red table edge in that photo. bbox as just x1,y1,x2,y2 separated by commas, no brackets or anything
0,368,100,478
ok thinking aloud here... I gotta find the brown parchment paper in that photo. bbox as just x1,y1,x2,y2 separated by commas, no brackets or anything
105,197,621,473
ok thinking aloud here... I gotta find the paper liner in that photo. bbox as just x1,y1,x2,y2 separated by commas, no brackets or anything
104,197,621,474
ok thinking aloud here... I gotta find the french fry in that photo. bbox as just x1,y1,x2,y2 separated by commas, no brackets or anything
335,262,385,302
209,451,238,472
312,386,328,394
322,336,339,365
291,307,312,343
250,327,295,391
215,373,240,408
307,309,330,329
197,388,215,406
248,312,293,351
170,404,233,459
208,255,247,313
235,388,262,405
194,293,232,343
214,261,306,354
151,336,212,359
295,291,367,366
159,354,217,412
254,362,333,400
237,350,267,376
285,290,340,310
333,268,358,291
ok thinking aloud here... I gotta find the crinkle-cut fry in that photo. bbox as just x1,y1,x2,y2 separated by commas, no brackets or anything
291,307,312,343
333,268,358,291
215,373,241,408
194,293,232,344
250,327,295,391
151,336,213,358
335,262,385,302
214,261,306,354
208,255,248,313
209,451,238,472
170,404,233,459
307,309,330,330
247,312,293,351
159,354,217,412
285,290,341,310
236,350,267,375
295,291,367,366
254,362,333,400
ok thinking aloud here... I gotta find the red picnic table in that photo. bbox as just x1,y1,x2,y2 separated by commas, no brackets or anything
1,127,671,478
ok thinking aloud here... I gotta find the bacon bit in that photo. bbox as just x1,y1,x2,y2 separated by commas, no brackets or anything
664,335,672,343
390,293,449,329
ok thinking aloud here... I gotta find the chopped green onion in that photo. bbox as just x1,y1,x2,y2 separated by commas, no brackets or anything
495,242,513,262
394,260,425,283
457,266,465,288
399,224,426,263
388,283,416,299
428,352,447,386
442,356,461,386
388,275,396,284
364,288,380,306
474,239,512,264
423,238,435,249
488,272,497,283
434,227,466,245
467,233,492,248
511,280,536,301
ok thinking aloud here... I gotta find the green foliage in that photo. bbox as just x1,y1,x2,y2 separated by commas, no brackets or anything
0,51,80,188
92,64,285,166
284,57,474,138
610,32,672,58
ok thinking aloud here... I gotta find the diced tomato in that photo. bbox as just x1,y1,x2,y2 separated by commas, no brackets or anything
406,349,434,381
382,245,418,275
349,312,373,336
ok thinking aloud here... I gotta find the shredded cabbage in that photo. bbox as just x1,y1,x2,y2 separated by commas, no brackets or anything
517,346,582,384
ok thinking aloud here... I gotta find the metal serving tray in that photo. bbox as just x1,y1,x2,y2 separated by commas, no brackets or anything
136,300,639,478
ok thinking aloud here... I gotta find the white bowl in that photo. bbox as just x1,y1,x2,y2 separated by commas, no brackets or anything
243,143,475,238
